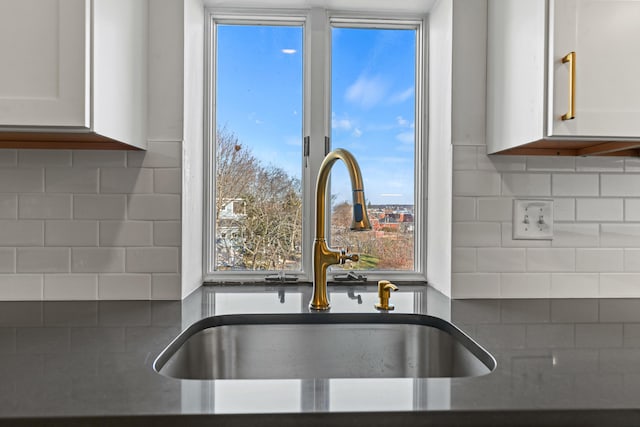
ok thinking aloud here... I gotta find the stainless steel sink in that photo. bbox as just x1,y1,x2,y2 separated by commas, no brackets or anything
154,313,495,380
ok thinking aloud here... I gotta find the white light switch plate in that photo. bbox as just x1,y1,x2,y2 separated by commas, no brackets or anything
513,199,554,240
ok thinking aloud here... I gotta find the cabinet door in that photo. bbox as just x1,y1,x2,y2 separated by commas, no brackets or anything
0,0,88,128
550,0,640,138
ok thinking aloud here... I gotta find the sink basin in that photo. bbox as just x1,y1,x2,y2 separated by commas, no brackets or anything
154,313,495,380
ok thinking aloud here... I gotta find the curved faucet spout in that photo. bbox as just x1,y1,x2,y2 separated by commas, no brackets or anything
310,149,371,311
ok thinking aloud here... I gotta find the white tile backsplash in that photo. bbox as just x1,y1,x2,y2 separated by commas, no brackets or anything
601,174,640,197
552,174,599,196
453,170,501,196
18,194,72,219
43,274,97,300
0,12,183,301
576,198,623,222
454,145,640,298
501,173,551,196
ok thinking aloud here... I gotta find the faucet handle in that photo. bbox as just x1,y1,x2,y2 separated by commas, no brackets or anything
375,280,398,311
339,248,359,264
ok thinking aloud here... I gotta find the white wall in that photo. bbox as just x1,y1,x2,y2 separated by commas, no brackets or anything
0,1,189,300
451,0,640,298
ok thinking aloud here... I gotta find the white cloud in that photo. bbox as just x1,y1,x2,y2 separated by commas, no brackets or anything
396,116,409,127
345,75,388,109
396,131,414,144
281,49,297,54
352,128,362,138
331,112,353,131
389,87,414,104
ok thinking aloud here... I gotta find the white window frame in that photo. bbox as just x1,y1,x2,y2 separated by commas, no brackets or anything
203,7,428,284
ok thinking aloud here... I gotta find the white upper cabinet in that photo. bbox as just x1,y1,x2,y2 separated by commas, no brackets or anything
487,0,640,156
0,0,147,150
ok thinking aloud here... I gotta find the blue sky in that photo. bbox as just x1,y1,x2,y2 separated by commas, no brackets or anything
216,24,416,205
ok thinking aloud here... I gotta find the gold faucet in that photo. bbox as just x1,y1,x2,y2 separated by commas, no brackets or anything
309,149,371,310
375,280,398,311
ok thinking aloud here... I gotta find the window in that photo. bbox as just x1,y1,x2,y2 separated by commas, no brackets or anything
205,9,426,282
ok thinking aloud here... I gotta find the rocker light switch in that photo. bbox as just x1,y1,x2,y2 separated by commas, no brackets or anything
513,199,553,240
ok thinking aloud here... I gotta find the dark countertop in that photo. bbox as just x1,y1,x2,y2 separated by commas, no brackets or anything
3,284,640,426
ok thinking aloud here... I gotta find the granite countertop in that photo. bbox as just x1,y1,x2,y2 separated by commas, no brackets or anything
2,284,640,426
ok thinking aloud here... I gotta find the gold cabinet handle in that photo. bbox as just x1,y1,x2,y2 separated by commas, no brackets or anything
561,51,576,120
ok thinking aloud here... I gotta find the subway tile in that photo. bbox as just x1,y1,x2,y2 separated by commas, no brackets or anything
599,300,640,322
477,197,512,221
45,221,98,247
576,249,623,272
71,248,125,273
153,168,181,194
0,195,17,219
553,198,575,221
18,194,71,219
624,199,640,221
624,249,640,272
526,157,575,172
44,275,97,300
151,274,181,300
72,151,126,168
0,275,43,300
526,324,574,348
0,169,44,193
45,168,98,193
625,158,640,172
73,195,126,220
99,168,153,194
501,223,551,248
551,223,599,248
452,146,477,170
0,150,17,167
500,273,551,298
526,248,575,272
576,157,624,172
576,324,623,348
17,248,69,273
98,274,151,300
452,171,501,196
550,273,599,298
600,274,640,298
453,197,476,221
0,249,15,273
125,247,179,273
601,174,640,197
550,300,599,323
576,198,623,221
0,221,43,246
501,173,551,196
18,150,71,167
477,248,526,272
452,222,501,247
153,221,181,246
552,174,599,196
127,194,180,220
452,248,476,273
127,141,181,168
477,148,526,171
99,221,153,247
601,224,640,247
451,273,500,298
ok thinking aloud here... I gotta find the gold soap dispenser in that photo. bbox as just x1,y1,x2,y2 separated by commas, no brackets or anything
375,280,398,311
